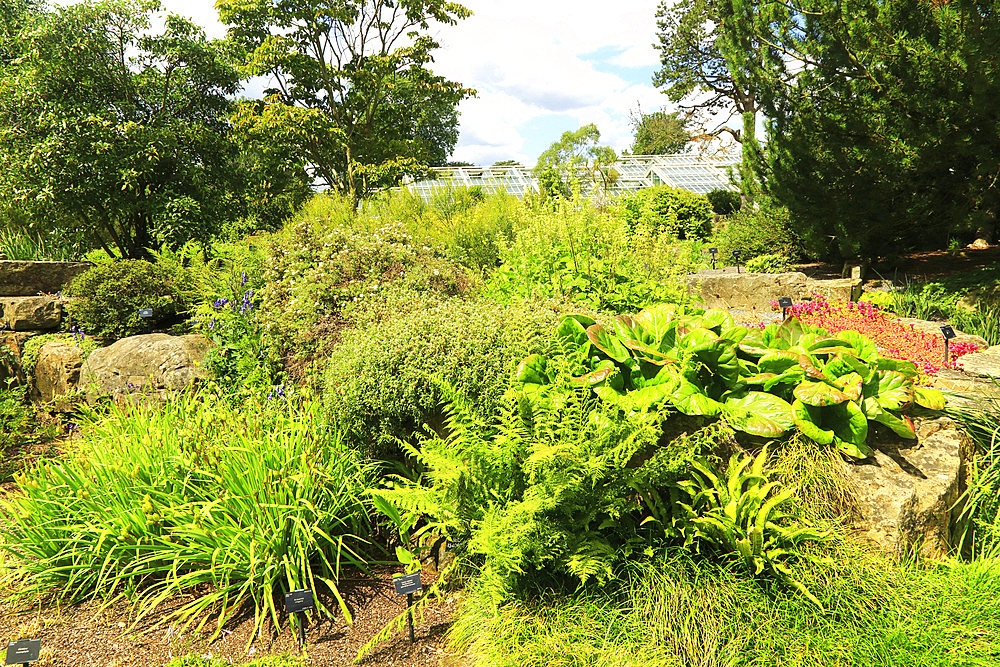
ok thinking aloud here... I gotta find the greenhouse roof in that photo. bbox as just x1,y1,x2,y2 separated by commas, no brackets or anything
402,153,739,200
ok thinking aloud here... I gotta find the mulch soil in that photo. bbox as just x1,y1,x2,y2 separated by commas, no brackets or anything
794,245,1000,284
0,562,465,666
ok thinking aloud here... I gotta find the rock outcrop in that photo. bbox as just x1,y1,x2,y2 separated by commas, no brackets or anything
686,269,863,313
1,296,62,331
843,417,967,559
80,333,212,402
0,260,90,296
32,339,84,403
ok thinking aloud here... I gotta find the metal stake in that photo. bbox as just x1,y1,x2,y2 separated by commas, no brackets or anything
407,593,415,643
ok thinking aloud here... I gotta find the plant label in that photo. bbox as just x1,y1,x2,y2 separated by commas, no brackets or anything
138,308,153,319
940,325,956,340
445,538,465,553
4,639,41,665
708,247,718,254
778,297,793,309
732,249,742,259
393,572,422,596
284,589,315,614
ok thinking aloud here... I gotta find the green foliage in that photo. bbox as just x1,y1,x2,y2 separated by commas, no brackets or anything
259,199,472,359
681,447,831,609
714,201,801,263
706,188,741,216
428,185,487,222
745,252,789,274
0,1,244,258
19,333,98,384
516,306,943,459
949,392,1000,556
65,260,194,341
0,225,83,261
448,544,1000,667
616,186,714,240
219,0,473,205
628,107,691,155
0,384,33,473
752,0,1000,261
484,200,704,313
322,297,566,456
533,124,618,199
0,393,372,644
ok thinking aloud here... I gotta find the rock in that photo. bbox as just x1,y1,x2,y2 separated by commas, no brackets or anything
951,344,1000,377
0,296,62,331
893,317,987,351
80,333,213,402
0,261,91,297
0,332,40,386
686,270,862,312
33,339,84,403
968,238,990,249
844,417,965,559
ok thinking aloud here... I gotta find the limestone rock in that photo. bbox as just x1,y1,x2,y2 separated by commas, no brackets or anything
844,417,965,559
33,339,84,402
0,261,91,297
80,333,213,401
1,296,62,331
952,344,1000,378
686,270,862,312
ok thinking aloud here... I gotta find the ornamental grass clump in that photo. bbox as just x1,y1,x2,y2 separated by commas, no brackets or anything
774,295,980,374
0,391,372,643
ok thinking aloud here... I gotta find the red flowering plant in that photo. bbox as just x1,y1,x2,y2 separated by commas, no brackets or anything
769,295,980,374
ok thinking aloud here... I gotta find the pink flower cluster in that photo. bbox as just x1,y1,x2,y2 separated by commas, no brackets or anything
768,295,979,374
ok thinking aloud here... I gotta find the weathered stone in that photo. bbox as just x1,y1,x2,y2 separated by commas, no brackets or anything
1,296,62,331
80,333,213,402
686,270,862,312
951,344,1000,378
894,317,987,351
33,339,84,403
0,332,42,386
844,417,965,559
0,261,91,297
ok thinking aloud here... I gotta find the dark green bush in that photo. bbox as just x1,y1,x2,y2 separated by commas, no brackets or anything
322,296,574,457
715,201,801,264
65,260,194,341
706,188,741,215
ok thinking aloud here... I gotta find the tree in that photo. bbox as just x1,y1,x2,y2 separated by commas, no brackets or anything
746,0,1000,262
0,0,246,259
533,124,618,200
218,0,475,208
628,107,691,155
653,0,788,205
0,0,43,65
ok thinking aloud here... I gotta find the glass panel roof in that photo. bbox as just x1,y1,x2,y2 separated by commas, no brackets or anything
402,154,739,200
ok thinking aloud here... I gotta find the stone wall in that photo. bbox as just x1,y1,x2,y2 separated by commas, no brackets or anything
0,260,90,385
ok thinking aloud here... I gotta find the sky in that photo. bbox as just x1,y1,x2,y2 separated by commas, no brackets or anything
120,0,684,167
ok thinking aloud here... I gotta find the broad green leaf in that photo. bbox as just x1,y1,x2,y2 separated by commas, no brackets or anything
828,400,869,448
832,436,873,459
914,386,946,410
875,371,913,410
825,353,873,382
586,324,631,363
556,315,595,349
720,326,748,345
870,409,916,439
673,380,723,416
632,303,679,342
724,392,795,437
793,380,852,407
614,314,643,343
700,309,735,333
572,361,617,387
792,399,834,445
876,357,919,377
834,372,863,401
514,354,549,385
758,351,801,375
836,330,878,362
777,317,806,346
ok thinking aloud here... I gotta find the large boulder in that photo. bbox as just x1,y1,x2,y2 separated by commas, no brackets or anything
33,339,84,403
80,333,213,402
844,417,967,559
0,261,91,296
686,270,862,312
0,296,62,331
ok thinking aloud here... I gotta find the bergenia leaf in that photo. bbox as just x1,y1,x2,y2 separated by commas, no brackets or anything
792,399,834,445
556,315,595,349
724,392,795,437
514,354,549,385
875,371,913,410
793,380,852,406
672,381,724,416
632,303,678,342
914,386,946,410
586,324,631,363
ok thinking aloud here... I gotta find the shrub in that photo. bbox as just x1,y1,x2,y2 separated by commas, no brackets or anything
0,393,371,643
617,186,713,240
745,252,790,273
706,188,741,216
715,201,801,263
322,296,572,457
65,260,194,341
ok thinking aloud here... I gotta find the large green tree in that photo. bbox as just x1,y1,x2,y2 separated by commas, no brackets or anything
746,0,1000,262
218,0,474,208
654,0,790,205
533,124,618,200
628,107,692,155
0,0,246,258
